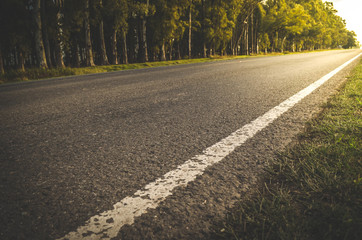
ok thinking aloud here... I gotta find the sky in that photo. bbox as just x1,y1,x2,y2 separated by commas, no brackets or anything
327,0,362,44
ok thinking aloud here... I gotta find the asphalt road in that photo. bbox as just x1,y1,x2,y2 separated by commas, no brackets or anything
1,49,361,239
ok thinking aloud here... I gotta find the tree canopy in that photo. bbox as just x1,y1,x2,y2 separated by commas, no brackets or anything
0,0,358,73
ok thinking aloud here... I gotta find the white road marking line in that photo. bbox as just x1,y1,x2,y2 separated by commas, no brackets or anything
58,53,361,240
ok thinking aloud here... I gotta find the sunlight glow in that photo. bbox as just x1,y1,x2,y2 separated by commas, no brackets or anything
328,0,362,45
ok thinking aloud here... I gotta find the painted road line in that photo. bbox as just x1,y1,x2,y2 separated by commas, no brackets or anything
58,53,361,240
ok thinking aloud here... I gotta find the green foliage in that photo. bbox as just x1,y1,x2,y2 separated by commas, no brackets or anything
0,0,358,73
260,0,357,52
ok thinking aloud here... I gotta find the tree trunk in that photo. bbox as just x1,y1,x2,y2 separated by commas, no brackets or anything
281,36,286,53
41,0,53,68
99,20,109,65
111,29,118,65
33,0,48,68
272,32,278,52
168,42,173,60
98,0,108,65
122,30,128,64
161,42,166,61
188,1,192,59
245,19,249,55
140,18,148,62
18,51,25,71
131,20,139,63
0,46,4,74
250,13,254,54
43,28,53,68
231,38,235,56
139,0,149,62
84,0,95,67
255,17,259,54
202,0,207,58
177,42,181,60
54,12,65,68
53,0,65,68
72,43,80,68
237,25,244,54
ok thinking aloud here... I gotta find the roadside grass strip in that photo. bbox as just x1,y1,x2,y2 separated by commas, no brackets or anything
0,49,339,84
0,55,248,84
216,59,362,240
57,54,361,239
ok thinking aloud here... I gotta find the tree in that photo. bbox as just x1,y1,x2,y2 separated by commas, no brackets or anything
188,0,192,58
33,0,48,68
53,0,66,68
228,0,261,56
93,0,109,65
132,0,153,62
0,0,359,73
259,33,270,53
343,31,357,49
149,0,180,61
84,0,95,66
203,0,237,55
62,0,84,67
103,0,129,64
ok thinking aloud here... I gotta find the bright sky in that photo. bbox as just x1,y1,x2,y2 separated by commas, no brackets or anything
327,0,362,45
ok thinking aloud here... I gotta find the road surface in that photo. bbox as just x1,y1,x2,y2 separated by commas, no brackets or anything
0,49,361,239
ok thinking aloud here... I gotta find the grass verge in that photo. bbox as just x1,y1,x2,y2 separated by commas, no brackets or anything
215,59,362,240
0,49,339,84
0,55,249,84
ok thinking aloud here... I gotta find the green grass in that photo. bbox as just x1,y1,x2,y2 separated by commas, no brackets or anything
215,59,362,240
0,55,250,84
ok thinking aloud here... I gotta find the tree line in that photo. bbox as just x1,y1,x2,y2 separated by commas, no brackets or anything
0,0,358,73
